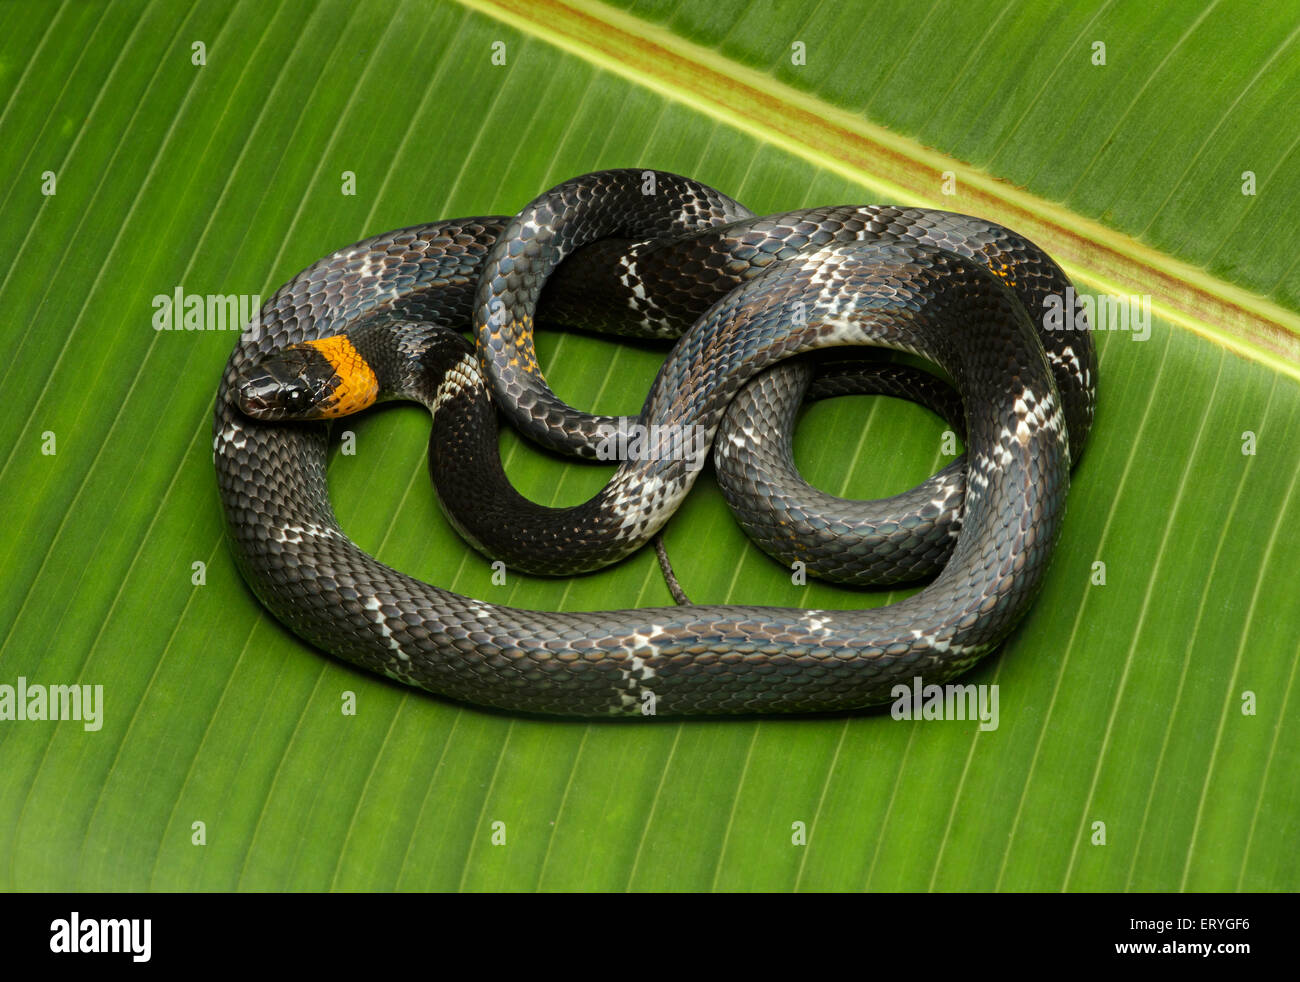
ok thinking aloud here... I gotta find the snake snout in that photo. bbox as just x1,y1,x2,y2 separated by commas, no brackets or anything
236,374,283,419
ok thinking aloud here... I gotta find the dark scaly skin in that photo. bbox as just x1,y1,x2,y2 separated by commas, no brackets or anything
215,171,1088,716
473,170,755,457
714,355,970,586
479,170,1094,583
497,172,1095,458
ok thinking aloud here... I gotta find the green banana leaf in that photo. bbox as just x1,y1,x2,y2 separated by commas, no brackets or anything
1,0,1297,892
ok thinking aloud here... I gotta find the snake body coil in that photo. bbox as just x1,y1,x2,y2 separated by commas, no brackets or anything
214,170,1095,716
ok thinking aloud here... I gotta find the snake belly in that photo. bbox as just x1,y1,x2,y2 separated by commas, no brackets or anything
213,170,1093,717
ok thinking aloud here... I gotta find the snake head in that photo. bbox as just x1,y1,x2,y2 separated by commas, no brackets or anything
235,335,379,421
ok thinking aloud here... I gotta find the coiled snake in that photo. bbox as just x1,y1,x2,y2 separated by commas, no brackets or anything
213,169,1095,716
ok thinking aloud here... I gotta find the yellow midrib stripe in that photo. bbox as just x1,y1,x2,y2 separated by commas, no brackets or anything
460,0,1300,382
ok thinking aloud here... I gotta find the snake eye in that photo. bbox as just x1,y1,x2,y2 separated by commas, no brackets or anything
283,388,310,414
